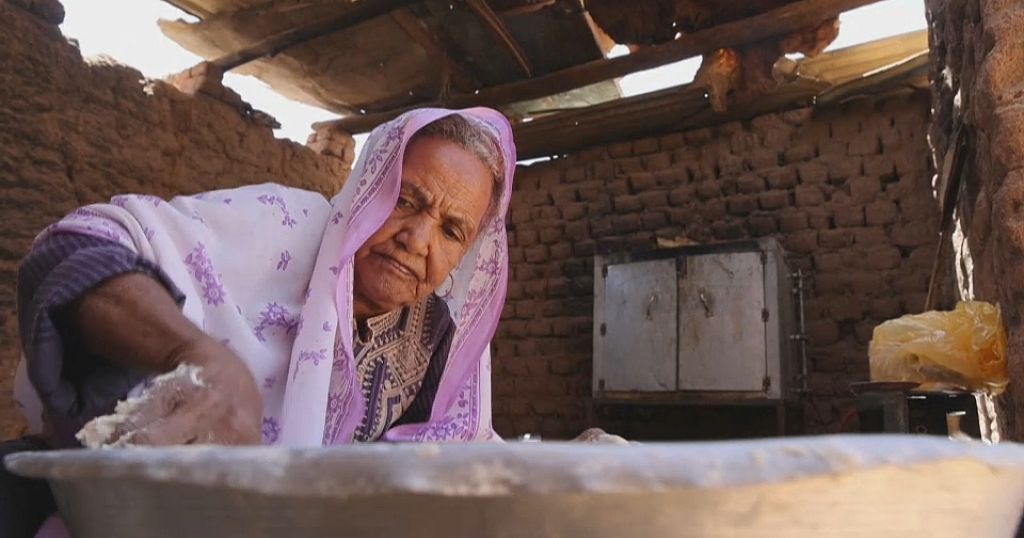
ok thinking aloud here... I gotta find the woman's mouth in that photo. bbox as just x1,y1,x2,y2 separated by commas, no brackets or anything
378,253,417,280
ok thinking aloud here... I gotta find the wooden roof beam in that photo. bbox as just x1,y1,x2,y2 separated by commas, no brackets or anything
465,0,533,77
209,0,416,72
390,7,480,93
322,0,884,133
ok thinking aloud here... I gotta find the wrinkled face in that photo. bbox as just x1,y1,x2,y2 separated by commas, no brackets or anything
353,136,494,319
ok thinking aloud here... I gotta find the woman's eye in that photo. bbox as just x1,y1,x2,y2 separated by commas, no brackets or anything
443,226,463,242
396,197,413,208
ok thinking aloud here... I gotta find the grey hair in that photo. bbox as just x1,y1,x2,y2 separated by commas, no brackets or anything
410,114,505,219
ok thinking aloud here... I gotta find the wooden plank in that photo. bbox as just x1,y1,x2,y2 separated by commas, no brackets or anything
324,0,882,132
925,124,968,311
465,0,533,77
210,0,415,72
816,51,929,105
389,8,479,93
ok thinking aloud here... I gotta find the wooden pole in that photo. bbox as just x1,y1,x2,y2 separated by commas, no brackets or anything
324,0,883,133
465,0,533,77
210,0,415,72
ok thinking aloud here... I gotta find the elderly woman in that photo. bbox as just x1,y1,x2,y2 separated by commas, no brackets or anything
2,108,518,535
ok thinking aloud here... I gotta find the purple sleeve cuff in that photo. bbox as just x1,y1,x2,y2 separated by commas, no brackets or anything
16,232,185,447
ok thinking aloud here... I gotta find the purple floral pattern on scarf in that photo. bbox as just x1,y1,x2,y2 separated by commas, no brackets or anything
184,242,226,306
262,417,281,444
277,250,291,271
257,194,297,227
253,302,298,342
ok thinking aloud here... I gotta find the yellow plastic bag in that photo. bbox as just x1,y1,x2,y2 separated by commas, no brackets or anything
868,301,1008,394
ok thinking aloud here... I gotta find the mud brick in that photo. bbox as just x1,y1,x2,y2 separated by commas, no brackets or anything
539,226,563,245
551,185,578,205
828,295,865,321
870,297,903,319
908,245,937,269
574,239,596,256
642,211,669,230
806,320,840,346
654,168,685,186
561,202,586,221
640,191,669,209
797,162,828,184
565,220,590,241
712,220,745,240
737,173,766,193
758,190,789,210
669,184,696,205
852,227,887,246
629,172,657,192
865,200,899,225
633,137,660,155
750,148,781,169
784,143,816,163
608,141,633,158
613,194,642,213
564,166,586,183
814,251,846,272
588,196,613,216
765,165,799,189
860,246,901,270
615,157,645,174
718,154,745,176
697,181,722,200
660,133,685,149
700,199,727,220
550,242,573,260
607,177,631,196
892,273,927,293
819,229,853,249
814,274,846,294
747,213,778,235
795,185,824,206
848,132,881,156
833,205,865,228
847,271,886,295
849,176,881,204
891,220,937,247
785,230,819,253
776,209,807,232
524,244,548,263
728,194,757,215
591,160,615,181
612,214,642,233
854,320,877,344
899,195,938,221
862,154,895,177
643,152,672,171
806,207,832,229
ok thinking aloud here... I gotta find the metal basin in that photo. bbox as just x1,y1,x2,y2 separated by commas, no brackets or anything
6,435,1024,537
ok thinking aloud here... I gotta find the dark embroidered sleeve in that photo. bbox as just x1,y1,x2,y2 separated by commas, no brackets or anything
394,295,454,426
16,232,185,447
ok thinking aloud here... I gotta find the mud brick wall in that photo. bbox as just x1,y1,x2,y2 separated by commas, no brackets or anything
493,91,939,440
0,0,352,438
927,0,1024,439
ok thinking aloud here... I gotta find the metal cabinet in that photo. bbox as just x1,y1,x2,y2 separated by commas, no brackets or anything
593,238,796,401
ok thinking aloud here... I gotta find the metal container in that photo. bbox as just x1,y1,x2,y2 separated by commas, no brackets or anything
593,238,797,401
6,436,1024,537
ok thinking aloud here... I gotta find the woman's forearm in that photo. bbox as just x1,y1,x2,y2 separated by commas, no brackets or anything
68,272,206,373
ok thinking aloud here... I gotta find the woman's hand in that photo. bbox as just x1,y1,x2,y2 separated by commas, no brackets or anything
81,337,262,447
69,273,262,447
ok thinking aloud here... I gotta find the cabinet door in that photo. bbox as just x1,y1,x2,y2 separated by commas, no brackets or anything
597,258,678,392
678,252,767,391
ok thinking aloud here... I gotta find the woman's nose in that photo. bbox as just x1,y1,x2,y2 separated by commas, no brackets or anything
395,216,431,255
